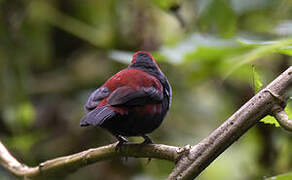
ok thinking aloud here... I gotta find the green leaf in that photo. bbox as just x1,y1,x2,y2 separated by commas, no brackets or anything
150,0,180,10
285,101,292,118
184,46,245,61
265,172,292,180
238,39,277,47
252,66,263,93
238,39,292,56
224,38,292,78
260,115,280,127
278,46,292,56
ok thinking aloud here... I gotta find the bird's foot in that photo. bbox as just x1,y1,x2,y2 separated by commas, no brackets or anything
142,135,153,144
115,135,129,151
114,135,130,162
142,135,153,164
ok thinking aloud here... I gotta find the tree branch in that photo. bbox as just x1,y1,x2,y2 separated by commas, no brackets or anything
0,141,181,179
271,104,292,131
168,66,292,180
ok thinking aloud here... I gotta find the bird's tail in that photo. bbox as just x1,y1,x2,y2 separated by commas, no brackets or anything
80,106,116,126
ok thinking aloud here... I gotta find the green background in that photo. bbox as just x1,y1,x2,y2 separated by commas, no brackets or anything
1,0,292,179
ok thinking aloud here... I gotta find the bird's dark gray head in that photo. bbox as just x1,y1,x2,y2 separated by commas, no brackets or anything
130,51,159,71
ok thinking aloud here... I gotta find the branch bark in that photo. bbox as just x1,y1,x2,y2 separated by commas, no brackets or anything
0,66,292,180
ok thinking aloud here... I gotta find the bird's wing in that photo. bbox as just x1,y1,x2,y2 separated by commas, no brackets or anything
85,87,110,112
107,86,163,106
80,106,116,126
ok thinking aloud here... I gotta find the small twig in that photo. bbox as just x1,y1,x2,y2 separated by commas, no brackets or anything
271,104,292,131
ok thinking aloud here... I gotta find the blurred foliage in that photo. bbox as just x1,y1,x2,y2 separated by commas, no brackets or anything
252,66,263,93
0,0,292,180
265,172,292,180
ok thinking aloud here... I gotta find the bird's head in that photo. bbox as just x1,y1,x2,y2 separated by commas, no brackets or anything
130,51,160,71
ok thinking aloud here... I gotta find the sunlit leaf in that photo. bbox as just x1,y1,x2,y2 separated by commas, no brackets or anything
265,172,292,180
252,66,263,93
150,0,180,10
184,46,244,61
278,46,292,56
285,101,292,118
238,39,292,56
260,115,280,127
237,39,276,46
224,38,292,78
161,33,240,64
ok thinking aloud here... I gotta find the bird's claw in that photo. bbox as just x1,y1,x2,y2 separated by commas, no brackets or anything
142,135,153,144
115,135,129,151
141,135,153,164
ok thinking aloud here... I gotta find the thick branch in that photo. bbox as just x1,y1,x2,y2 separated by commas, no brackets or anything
0,141,180,179
168,66,292,180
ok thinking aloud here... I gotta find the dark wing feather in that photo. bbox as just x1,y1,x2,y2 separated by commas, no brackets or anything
80,106,116,126
107,86,163,106
85,87,110,112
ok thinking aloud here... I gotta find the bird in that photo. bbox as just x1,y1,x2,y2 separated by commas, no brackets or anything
80,51,172,145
